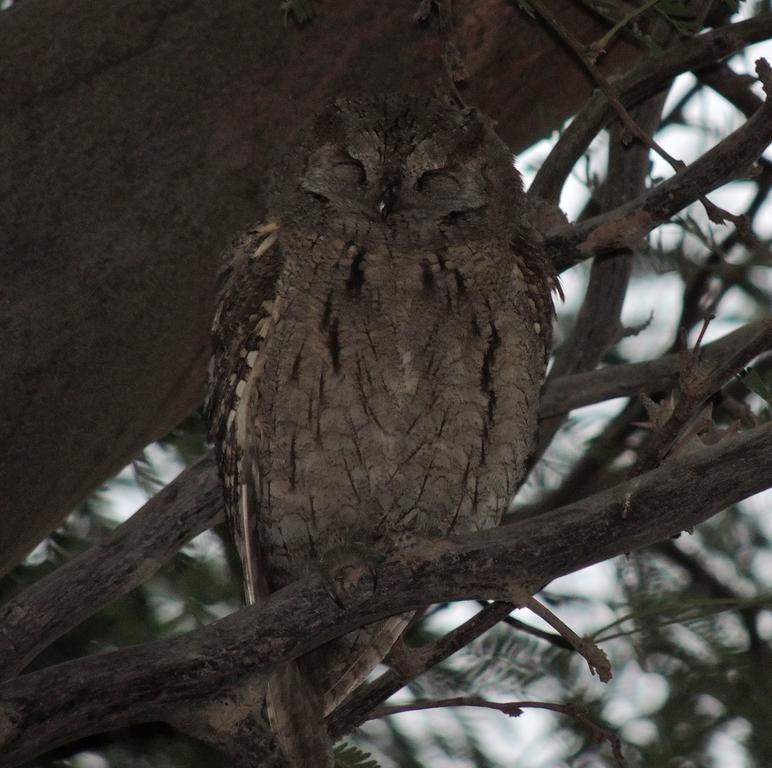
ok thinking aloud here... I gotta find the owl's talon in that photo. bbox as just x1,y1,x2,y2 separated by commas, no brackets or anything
320,546,377,608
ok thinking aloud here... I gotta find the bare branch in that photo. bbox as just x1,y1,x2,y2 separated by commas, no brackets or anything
545,59,772,270
4,321,764,689
633,318,772,472
475,601,573,650
169,674,282,768
0,454,222,680
535,96,664,458
373,694,527,718
530,12,772,203
529,0,694,174
328,601,517,737
701,63,763,118
2,422,771,766
521,594,611,681
531,0,752,234
371,697,625,766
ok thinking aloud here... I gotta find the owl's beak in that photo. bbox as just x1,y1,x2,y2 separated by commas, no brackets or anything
377,174,401,219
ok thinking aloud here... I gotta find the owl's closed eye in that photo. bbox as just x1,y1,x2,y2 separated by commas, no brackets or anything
415,168,461,195
330,154,366,187
301,143,487,223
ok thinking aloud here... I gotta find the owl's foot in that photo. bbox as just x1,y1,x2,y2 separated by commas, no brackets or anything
320,545,377,608
381,530,458,562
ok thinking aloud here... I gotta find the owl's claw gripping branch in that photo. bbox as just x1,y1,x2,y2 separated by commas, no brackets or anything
321,546,378,608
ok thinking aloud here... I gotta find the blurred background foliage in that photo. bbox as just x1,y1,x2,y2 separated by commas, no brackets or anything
3,1,772,767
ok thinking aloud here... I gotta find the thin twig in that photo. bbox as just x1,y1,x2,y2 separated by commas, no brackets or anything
523,595,612,682
371,697,626,766
531,0,683,168
476,600,573,649
590,0,662,56
327,601,516,737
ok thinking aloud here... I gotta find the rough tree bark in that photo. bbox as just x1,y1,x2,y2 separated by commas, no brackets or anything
0,0,642,576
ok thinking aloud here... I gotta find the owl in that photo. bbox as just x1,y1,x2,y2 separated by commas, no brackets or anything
206,94,555,767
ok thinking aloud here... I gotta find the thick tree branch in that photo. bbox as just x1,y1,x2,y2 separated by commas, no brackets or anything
169,676,281,768
2,422,771,766
539,320,771,418
0,454,222,680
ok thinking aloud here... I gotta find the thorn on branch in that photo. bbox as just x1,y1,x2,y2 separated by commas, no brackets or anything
633,318,772,473
635,392,676,431
756,57,772,95
679,314,716,399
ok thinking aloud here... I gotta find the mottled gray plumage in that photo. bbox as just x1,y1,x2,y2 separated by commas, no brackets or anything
206,94,555,767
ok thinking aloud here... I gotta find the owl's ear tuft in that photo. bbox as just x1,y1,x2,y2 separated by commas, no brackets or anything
312,102,347,146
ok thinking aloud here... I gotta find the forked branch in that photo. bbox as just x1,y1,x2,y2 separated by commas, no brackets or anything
545,59,772,269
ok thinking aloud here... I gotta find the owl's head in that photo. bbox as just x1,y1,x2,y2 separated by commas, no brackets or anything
279,94,526,246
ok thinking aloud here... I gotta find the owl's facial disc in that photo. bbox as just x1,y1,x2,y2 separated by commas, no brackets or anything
300,143,487,227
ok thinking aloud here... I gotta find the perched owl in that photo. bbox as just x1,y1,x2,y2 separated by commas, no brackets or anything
206,94,555,767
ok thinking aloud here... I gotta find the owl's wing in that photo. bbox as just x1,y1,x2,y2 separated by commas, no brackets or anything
511,225,561,363
205,223,282,604
207,223,335,766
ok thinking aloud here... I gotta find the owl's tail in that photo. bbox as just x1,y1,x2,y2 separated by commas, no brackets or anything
318,614,411,713
233,479,334,766
268,661,335,768
265,614,410,766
